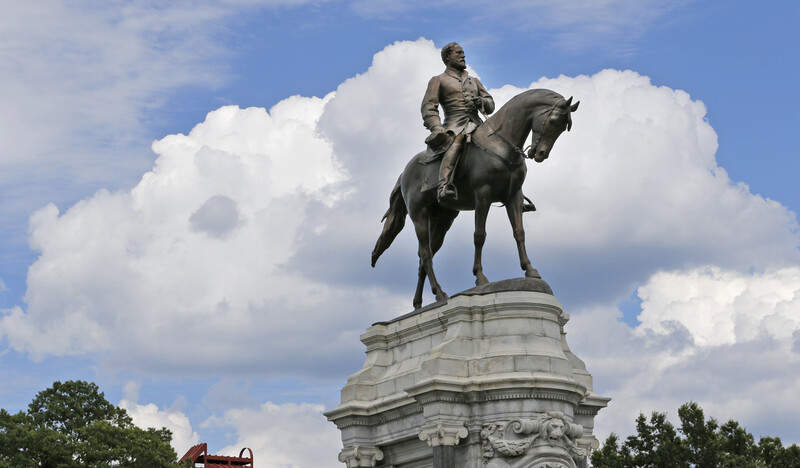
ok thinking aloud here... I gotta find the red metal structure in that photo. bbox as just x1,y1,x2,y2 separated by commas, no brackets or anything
179,443,253,467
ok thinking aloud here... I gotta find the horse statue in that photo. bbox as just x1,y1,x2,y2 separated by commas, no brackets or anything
371,89,579,309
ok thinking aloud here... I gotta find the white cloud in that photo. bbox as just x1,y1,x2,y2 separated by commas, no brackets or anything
119,382,200,454
0,0,327,277
637,266,800,346
0,2,229,185
452,70,798,307
206,401,341,468
0,38,798,432
0,0,321,168
304,60,799,307
529,70,798,257
0,94,400,373
568,266,800,445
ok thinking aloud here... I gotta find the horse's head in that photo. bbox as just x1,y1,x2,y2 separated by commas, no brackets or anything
528,96,579,162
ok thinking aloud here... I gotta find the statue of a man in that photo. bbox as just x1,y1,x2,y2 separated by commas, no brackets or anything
421,42,495,201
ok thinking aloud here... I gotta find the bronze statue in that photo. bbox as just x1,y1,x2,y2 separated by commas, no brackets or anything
372,50,579,308
422,42,494,202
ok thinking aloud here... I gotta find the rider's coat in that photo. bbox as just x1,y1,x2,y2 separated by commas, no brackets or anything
421,69,495,136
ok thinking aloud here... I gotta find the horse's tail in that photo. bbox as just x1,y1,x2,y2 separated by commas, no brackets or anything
371,175,407,267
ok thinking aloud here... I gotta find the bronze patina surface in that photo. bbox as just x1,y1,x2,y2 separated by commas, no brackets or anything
371,44,579,308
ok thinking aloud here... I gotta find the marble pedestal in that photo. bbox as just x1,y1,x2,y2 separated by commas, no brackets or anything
325,278,610,468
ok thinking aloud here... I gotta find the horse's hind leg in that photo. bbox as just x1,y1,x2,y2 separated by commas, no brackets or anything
412,213,448,303
473,193,491,286
413,263,425,309
506,190,540,278
412,211,457,309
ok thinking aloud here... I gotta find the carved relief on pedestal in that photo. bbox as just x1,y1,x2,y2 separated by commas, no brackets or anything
338,445,384,468
480,411,585,467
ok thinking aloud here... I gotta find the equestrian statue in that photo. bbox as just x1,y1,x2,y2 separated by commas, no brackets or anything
371,42,579,309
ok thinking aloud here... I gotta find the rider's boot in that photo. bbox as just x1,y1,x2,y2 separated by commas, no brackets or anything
437,181,457,202
437,137,461,202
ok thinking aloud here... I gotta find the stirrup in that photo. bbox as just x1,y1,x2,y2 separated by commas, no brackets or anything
522,195,536,212
437,184,458,201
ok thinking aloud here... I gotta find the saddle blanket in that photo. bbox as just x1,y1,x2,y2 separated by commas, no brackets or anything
418,147,441,192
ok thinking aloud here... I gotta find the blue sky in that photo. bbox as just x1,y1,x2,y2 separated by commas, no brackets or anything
1,1,799,465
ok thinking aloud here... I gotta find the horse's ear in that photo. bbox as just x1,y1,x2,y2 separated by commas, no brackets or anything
566,96,573,107
570,100,580,112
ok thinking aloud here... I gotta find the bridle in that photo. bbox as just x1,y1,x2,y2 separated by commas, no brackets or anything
528,102,564,159
481,100,562,164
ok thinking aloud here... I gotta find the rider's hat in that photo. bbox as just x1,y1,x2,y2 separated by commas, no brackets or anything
425,130,455,154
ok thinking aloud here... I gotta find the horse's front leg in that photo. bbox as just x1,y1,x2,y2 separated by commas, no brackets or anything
473,193,491,286
506,190,540,278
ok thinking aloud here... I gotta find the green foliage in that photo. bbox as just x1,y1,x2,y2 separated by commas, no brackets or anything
592,402,800,468
0,380,178,467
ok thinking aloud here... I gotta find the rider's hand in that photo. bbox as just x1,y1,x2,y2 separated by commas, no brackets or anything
472,97,483,111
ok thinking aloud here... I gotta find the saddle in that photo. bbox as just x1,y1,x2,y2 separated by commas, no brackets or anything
418,148,446,193
418,122,478,192
416,134,537,213
418,141,472,192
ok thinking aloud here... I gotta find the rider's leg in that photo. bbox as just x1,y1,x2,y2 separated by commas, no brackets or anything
438,133,464,201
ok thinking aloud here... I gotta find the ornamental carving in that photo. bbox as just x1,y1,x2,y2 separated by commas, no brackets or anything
337,445,384,468
419,422,469,446
480,411,585,462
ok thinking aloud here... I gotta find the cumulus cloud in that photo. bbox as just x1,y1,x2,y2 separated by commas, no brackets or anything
0,94,400,375
569,266,800,444
205,401,341,468
637,266,800,346
0,40,798,455
119,382,200,454
0,0,326,294
3,38,798,361
497,70,797,304
190,195,242,239
301,53,799,306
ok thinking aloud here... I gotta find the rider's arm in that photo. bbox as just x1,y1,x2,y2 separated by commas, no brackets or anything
476,79,495,115
421,76,444,133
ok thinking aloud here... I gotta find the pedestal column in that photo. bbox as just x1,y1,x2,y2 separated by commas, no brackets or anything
419,423,469,468
337,445,384,468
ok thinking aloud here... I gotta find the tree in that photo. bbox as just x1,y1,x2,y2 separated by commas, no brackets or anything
0,380,178,467
592,402,800,468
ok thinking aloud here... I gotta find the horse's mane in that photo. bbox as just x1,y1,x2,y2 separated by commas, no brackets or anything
486,88,564,132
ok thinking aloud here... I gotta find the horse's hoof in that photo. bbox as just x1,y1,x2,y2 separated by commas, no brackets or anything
525,268,541,279
475,275,489,286
435,291,449,302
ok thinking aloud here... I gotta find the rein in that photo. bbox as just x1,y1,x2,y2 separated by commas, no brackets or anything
471,129,525,168
478,101,558,167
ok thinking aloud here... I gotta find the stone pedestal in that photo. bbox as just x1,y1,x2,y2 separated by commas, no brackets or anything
325,278,610,468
